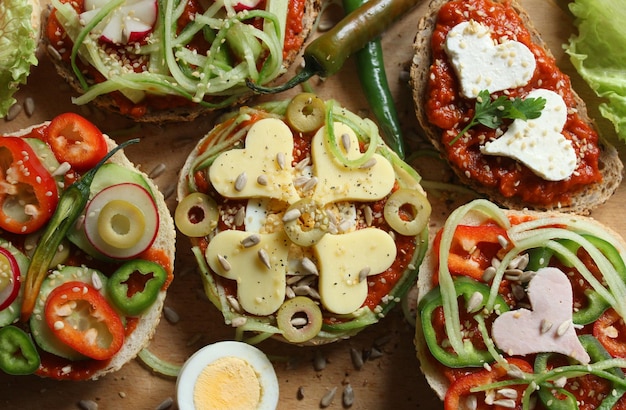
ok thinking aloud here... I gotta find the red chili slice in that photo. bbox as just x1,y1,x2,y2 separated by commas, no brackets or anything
44,281,125,361
0,136,59,234
45,113,108,172
0,247,21,311
593,308,626,358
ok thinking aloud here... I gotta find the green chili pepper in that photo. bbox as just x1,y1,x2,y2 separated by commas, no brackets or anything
20,139,140,322
107,259,167,316
342,0,406,158
246,0,419,94
418,276,510,368
0,325,40,375
534,335,625,410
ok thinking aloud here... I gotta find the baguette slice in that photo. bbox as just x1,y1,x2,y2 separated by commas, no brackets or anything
410,0,623,215
42,0,321,123
414,199,626,405
2,122,176,380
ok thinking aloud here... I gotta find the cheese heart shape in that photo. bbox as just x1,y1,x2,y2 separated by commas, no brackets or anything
205,231,289,316
491,267,590,364
209,118,300,204
445,20,536,99
481,89,577,181
314,228,396,314
312,122,395,204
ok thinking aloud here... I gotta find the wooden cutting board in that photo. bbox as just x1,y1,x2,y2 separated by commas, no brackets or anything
1,0,623,408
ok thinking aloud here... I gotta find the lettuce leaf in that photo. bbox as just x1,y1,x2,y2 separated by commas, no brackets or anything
0,0,39,117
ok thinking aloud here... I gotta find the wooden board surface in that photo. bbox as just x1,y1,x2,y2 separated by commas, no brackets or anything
1,0,624,409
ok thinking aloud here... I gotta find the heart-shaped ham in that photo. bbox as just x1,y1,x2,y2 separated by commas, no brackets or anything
311,122,395,205
481,89,577,181
492,267,590,364
209,118,300,204
445,20,536,99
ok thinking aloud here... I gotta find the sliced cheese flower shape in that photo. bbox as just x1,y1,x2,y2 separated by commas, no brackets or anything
312,122,395,204
481,89,577,181
491,267,591,364
206,231,290,316
315,228,396,315
209,118,300,204
445,20,536,99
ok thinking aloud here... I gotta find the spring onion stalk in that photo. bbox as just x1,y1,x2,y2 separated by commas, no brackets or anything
138,348,182,377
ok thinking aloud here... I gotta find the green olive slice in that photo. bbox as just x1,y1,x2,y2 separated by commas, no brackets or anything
276,296,323,343
175,192,219,238
383,188,431,236
282,198,327,246
285,93,326,133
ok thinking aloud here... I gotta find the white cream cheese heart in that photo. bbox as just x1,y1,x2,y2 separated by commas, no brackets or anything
445,20,536,99
481,89,577,181
312,122,395,204
209,118,300,204
491,267,590,364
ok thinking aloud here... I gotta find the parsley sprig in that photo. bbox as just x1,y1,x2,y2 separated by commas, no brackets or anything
449,90,547,145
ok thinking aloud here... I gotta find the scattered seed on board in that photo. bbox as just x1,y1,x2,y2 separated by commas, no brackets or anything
297,386,305,400
163,306,180,324
155,397,174,410
5,103,22,121
319,387,337,408
368,346,383,360
350,348,363,370
148,163,167,179
342,383,355,408
78,399,98,410
186,333,203,347
313,350,326,371
24,97,35,117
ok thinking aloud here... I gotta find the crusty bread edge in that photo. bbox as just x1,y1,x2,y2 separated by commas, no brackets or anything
414,207,626,404
42,0,322,123
5,123,176,380
409,0,624,215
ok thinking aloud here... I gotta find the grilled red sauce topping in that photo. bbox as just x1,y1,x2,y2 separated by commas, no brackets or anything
426,0,601,206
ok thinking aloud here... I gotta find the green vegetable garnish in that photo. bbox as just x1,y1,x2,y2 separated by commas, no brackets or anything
449,89,546,145
0,0,39,117
566,0,626,142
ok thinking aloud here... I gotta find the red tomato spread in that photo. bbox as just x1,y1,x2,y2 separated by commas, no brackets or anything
426,0,601,206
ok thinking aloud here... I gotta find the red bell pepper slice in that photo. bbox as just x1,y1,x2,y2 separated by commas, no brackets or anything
45,113,108,172
0,136,59,234
444,358,533,410
0,246,21,311
433,223,510,284
44,281,124,361
593,308,626,358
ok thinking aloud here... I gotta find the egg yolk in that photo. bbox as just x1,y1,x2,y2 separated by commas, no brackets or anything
193,356,261,410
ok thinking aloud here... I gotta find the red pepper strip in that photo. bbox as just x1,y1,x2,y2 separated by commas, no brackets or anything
45,113,108,172
44,281,124,361
444,358,533,410
433,224,510,284
593,308,626,358
0,136,59,234
0,246,21,311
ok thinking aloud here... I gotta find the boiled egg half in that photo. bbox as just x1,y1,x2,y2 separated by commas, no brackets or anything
176,341,279,410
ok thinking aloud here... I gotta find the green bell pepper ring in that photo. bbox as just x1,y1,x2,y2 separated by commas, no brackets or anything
107,259,167,316
534,335,625,410
0,325,40,375
418,276,510,368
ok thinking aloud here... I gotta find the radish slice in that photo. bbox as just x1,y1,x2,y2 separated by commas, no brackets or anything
233,0,262,11
84,183,159,259
0,247,21,311
81,0,158,45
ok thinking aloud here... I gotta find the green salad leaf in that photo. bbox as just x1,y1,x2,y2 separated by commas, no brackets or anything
0,0,39,117
566,0,626,142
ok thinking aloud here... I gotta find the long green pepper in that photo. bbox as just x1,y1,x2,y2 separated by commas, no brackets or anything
20,139,139,322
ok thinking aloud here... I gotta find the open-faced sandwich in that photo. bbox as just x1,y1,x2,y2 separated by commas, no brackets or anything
176,93,431,344
415,198,626,409
43,0,321,122
410,0,623,214
0,0,40,118
0,113,175,380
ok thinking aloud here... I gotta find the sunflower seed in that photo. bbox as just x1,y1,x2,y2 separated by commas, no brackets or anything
302,176,318,192
313,350,326,371
217,254,231,271
507,364,526,379
283,208,302,222
511,284,526,301
155,397,174,410
256,174,268,186
163,306,180,324
295,157,310,171
276,152,286,169
320,387,337,408
341,133,351,151
234,207,245,226
290,317,308,327
241,234,261,248
556,320,571,336
342,384,355,408
234,172,247,191
493,399,516,408
466,291,484,313
24,97,35,117
359,158,377,169
497,235,509,248
258,249,271,269
363,205,373,226
227,295,243,313
508,253,529,270
294,175,309,187
482,266,497,282
78,399,98,410
350,348,363,370
47,44,63,60
5,103,22,121
497,388,518,399
540,319,553,334
297,386,305,400
149,163,167,179
358,267,370,283
301,257,319,276
285,285,296,299
368,346,383,360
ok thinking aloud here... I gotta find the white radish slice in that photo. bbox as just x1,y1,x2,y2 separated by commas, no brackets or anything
84,183,159,259
81,0,158,45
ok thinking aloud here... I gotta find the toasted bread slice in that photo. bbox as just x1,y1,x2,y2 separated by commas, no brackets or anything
410,0,623,215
